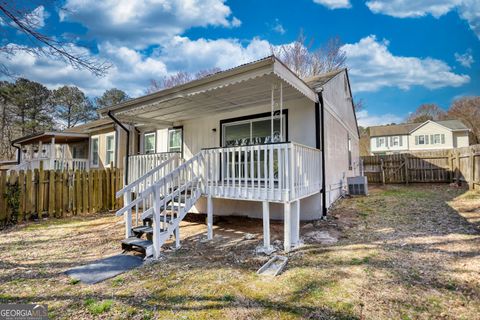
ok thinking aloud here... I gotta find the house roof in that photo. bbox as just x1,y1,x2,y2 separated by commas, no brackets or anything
303,69,345,89
63,118,114,134
12,132,89,145
369,119,469,137
97,55,318,128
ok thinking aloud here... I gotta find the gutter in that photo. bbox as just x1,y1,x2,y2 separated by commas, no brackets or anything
107,111,130,185
319,91,327,219
11,142,21,164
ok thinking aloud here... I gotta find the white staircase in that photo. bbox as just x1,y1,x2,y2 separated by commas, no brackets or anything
115,152,203,258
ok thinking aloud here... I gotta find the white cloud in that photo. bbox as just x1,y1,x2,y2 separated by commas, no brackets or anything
0,36,272,97
272,20,286,34
342,35,470,92
365,0,480,39
455,50,475,67
158,36,272,72
313,0,351,9
21,6,49,29
60,0,240,48
356,110,404,127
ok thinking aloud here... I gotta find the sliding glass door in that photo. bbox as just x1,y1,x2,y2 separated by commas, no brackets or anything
222,114,286,147
220,113,286,183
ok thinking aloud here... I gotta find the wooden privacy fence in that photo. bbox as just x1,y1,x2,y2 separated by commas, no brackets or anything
362,144,480,189
0,167,123,226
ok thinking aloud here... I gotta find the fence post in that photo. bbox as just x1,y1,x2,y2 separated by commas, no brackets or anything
48,170,55,217
0,171,6,225
469,147,475,190
18,170,25,222
456,152,461,184
404,154,409,185
380,158,385,185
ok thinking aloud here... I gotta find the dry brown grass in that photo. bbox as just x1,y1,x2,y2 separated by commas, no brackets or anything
0,184,479,319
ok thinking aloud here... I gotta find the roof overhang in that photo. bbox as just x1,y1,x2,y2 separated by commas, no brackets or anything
12,132,89,145
99,56,318,128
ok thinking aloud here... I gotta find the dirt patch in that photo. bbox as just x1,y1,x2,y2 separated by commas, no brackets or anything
0,184,479,319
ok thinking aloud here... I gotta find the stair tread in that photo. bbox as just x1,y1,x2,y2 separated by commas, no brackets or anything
122,237,152,248
132,225,153,233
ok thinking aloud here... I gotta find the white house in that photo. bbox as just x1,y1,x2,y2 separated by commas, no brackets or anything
12,56,360,258
369,120,470,155
99,56,361,258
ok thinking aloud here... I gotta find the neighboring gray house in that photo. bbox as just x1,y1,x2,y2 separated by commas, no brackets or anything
369,120,470,155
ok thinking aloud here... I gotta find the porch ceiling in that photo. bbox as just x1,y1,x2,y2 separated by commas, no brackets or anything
100,56,318,128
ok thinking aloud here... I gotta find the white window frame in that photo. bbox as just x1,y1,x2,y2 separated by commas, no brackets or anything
105,133,115,166
144,132,156,154
391,136,400,147
91,137,99,167
377,137,386,148
417,135,425,145
168,128,183,153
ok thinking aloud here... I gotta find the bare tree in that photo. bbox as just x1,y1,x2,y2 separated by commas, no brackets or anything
406,104,446,123
147,68,222,93
271,31,347,78
0,2,110,76
447,96,480,144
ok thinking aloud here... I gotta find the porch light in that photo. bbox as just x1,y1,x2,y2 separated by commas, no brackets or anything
33,144,39,153
22,146,27,154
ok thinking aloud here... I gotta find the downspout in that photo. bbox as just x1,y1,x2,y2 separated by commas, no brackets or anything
11,142,21,164
107,111,130,185
319,92,327,219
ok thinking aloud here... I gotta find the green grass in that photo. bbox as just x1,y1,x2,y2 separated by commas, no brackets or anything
381,189,430,198
84,298,114,315
68,278,80,285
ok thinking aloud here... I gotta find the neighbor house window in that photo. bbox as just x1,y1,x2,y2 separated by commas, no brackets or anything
415,135,429,145
348,134,352,170
430,134,445,144
91,138,99,166
144,132,156,154
106,134,115,165
377,137,386,148
391,136,399,147
168,128,183,153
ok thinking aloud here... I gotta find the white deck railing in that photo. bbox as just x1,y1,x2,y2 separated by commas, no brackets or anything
128,152,180,183
10,158,88,171
202,142,321,202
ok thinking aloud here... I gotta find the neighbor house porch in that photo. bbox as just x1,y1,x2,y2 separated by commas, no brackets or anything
11,132,90,171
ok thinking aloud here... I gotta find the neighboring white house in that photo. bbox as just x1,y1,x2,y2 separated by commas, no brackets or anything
369,120,470,155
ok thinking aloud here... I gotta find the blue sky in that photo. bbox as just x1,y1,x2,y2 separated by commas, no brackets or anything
1,0,479,127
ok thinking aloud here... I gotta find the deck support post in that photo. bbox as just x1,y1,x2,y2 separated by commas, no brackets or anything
124,191,133,238
262,201,273,251
291,200,300,247
284,200,301,252
175,226,181,249
284,202,292,252
207,195,213,240
152,186,161,259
